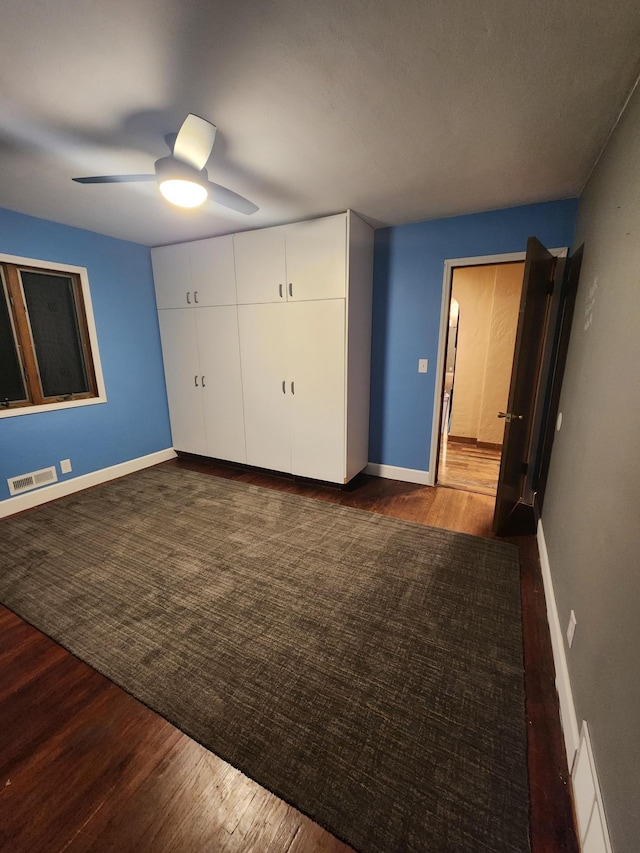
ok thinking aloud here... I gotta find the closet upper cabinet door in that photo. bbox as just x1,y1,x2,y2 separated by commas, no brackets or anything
157,309,207,455
287,300,346,483
237,303,291,473
189,235,236,306
152,244,192,309
285,214,347,302
196,306,246,464
234,227,287,304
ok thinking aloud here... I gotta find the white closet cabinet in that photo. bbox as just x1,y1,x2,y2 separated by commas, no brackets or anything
234,213,347,305
237,304,291,473
285,214,346,301
152,244,191,310
237,300,345,482
236,211,373,484
157,306,246,463
157,309,207,455
152,235,236,309
234,227,287,304
196,307,246,464
153,210,373,484
287,300,346,481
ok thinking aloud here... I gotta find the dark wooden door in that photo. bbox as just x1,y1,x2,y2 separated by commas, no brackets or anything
493,237,557,534
533,245,583,512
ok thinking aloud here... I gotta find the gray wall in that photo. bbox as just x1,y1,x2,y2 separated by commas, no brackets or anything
542,82,640,852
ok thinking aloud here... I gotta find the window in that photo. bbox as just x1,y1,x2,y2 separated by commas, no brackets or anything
0,255,105,416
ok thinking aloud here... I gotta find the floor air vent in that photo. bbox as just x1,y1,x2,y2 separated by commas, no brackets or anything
8,466,58,496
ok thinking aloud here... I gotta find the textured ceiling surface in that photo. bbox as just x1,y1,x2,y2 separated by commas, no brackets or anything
0,0,639,246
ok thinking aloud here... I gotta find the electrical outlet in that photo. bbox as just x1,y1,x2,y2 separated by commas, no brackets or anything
418,359,428,374
567,610,577,648
60,459,72,474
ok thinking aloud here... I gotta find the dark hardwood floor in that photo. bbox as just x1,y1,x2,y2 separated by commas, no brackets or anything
0,457,578,852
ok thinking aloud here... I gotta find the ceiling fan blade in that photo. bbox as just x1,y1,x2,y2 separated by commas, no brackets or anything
73,175,157,184
207,181,259,215
173,114,217,170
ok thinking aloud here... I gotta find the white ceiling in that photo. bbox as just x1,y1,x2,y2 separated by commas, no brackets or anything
0,0,639,247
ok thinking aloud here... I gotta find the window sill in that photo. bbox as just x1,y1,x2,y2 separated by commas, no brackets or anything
0,395,108,419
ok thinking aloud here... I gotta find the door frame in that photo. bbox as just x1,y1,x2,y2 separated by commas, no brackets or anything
428,248,567,487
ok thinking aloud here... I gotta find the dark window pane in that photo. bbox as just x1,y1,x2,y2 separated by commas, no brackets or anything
21,271,89,398
0,284,26,403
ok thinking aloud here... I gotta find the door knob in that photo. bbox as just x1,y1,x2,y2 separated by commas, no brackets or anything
498,411,523,423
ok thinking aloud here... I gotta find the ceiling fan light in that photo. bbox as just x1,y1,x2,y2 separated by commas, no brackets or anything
159,179,208,208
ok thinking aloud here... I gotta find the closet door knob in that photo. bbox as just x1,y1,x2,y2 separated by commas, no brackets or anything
291,381,295,395
194,291,199,304
194,375,199,387
282,380,286,394
186,291,191,304
202,376,206,388
279,284,283,298
288,282,293,297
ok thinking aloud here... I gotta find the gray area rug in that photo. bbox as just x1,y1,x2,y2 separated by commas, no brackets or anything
0,466,529,852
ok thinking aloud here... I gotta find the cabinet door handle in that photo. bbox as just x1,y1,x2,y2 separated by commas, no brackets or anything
288,282,293,297
186,291,191,304
279,283,283,298
194,291,199,304
194,375,199,387
282,380,286,394
291,381,295,395
202,376,206,388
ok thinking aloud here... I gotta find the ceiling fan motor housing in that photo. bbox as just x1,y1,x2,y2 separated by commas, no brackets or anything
154,156,209,187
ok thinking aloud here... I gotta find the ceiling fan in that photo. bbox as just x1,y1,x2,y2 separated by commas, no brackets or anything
73,114,258,214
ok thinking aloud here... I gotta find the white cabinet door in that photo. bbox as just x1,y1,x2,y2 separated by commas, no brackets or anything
189,235,236,306
196,307,246,464
287,300,346,482
157,309,207,455
238,303,291,472
152,244,192,309
285,214,347,302
234,227,287,304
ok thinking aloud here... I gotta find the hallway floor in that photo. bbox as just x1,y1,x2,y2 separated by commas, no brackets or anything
438,436,502,496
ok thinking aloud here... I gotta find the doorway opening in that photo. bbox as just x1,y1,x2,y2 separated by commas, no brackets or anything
436,261,525,496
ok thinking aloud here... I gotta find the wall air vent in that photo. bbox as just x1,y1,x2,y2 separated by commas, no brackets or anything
8,466,58,496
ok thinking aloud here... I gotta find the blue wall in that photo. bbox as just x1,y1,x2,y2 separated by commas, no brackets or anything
0,200,579,500
369,199,579,472
0,208,172,500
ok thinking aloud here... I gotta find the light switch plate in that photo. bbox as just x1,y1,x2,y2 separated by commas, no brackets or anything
418,359,428,373
60,459,72,474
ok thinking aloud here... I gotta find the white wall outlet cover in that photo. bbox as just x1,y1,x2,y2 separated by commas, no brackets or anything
418,358,428,373
556,411,563,432
60,459,72,474
567,609,577,648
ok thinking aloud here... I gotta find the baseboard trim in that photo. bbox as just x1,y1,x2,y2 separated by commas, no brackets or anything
365,463,431,486
536,519,580,770
0,449,177,519
573,721,613,852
